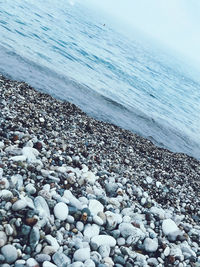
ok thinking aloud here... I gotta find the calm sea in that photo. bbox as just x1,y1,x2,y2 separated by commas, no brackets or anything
0,0,200,159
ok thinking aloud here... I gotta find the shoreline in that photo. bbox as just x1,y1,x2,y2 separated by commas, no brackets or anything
0,74,200,266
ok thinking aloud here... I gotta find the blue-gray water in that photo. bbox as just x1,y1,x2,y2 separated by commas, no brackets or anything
0,0,200,159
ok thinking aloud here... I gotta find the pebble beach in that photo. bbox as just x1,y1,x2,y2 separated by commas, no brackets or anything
0,74,200,267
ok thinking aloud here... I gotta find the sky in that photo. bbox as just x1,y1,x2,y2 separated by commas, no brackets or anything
79,0,200,69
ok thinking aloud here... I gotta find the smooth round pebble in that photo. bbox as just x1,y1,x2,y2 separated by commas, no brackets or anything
54,202,69,221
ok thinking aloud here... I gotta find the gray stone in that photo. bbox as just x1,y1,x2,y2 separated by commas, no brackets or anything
52,252,71,266
29,227,40,250
1,244,18,263
35,254,51,263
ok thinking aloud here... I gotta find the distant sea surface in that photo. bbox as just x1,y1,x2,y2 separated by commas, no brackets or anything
0,0,200,159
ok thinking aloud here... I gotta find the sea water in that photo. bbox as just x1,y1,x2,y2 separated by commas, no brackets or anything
0,0,200,159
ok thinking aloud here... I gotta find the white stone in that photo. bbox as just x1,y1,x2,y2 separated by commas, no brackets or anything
9,155,27,161
82,171,96,185
84,224,100,239
76,221,84,232
22,147,39,163
68,262,84,267
164,246,170,257
4,224,14,236
91,235,116,248
64,190,83,210
105,211,122,230
98,245,110,258
93,215,104,226
117,237,125,246
27,258,39,267
89,199,104,215
39,117,45,123
0,141,4,149
162,219,179,235
25,184,36,195
54,202,69,221
12,200,27,211
0,189,13,200
156,181,162,188
103,257,114,266
150,206,166,219
45,235,60,250
180,241,196,257
119,222,145,240
143,238,158,252
34,196,50,218
43,261,57,267
146,176,153,184
1,244,18,263
84,259,95,267
74,247,90,262
0,231,7,247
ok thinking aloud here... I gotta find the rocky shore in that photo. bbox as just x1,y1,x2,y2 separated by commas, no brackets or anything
0,74,200,267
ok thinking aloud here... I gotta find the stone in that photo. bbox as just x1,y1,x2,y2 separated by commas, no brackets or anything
54,202,69,221
64,190,83,210
52,252,71,266
45,235,60,250
29,227,40,250
84,224,100,239
143,238,158,252
34,196,50,218
26,258,39,267
12,200,27,211
105,211,122,230
93,215,104,226
1,244,18,263
84,259,95,267
164,246,170,257
43,261,57,267
73,247,90,262
119,222,145,240
35,254,51,263
0,189,13,200
98,245,110,258
91,235,116,249
162,219,179,235
25,184,36,195
89,199,104,215
105,183,118,197
0,231,7,247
